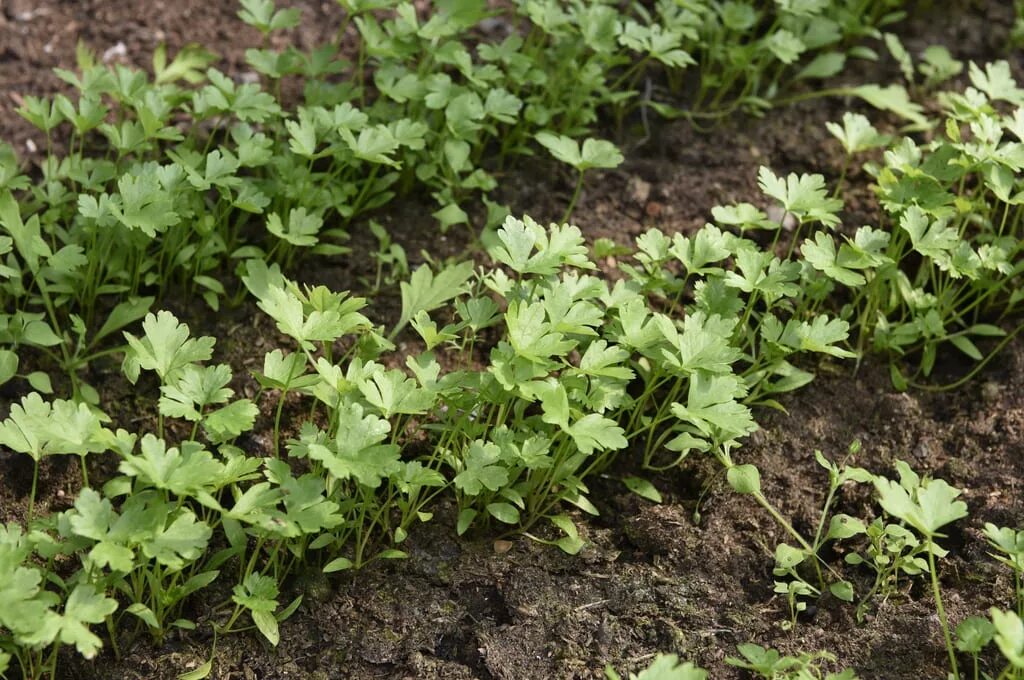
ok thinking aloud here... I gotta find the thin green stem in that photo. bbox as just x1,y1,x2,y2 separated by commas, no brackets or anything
927,540,959,678
562,170,586,225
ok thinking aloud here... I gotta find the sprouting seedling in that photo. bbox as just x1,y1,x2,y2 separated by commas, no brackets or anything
983,523,1024,615
726,444,866,624
237,0,301,39
955,616,995,680
990,608,1024,678
122,311,216,438
605,653,707,680
726,643,859,679
825,112,890,195
535,132,623,223
0,393,114,517
874,462,968,678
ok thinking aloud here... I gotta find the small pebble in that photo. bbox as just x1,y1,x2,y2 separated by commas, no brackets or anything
102,41,127,63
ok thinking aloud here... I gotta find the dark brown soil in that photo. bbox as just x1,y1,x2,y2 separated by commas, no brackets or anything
0,1,1022,679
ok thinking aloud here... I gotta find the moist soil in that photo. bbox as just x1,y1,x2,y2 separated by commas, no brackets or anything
0,1,1022,678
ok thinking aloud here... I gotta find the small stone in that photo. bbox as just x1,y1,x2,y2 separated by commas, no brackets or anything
102,41,127,63
631,177,651,205
766,205,798,230
8,0,39,21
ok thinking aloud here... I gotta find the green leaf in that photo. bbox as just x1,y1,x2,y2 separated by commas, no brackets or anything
580,138,624,170
111,172,181,237
969,60,1024,105
671,224,734,274
727,464,761,495
267,207,322,247
256,349,313,390
956,616,995,654
252,610,280,646
874,467,968,537
568,414,627,455
829,580,855,602
991,608,1024,667
26,371,52,394
232,573,279,613
432,202,469,230
396,261,474,336
119,435,226,496
535,132,581,167
757,166,842,227
764,29,805,64
56,584,118,659
0,349,17,386
574,340,634,381
849,84,927,126
486,502,521,525
454,440,508,496
340,124,400,167
549,514,585,555
305,403,400,488
802,232,865,286
93,297,154,346
359,369,434,417
232,573,283,645
159,364,234,421
140,511,212,570
153,43,218,85
623,476,662,503
0,191,51,274
620,654,708,680
255,284,369,351
489,215,592,275
456,508,478,535
672,373,757,443
203,400,258,443
123,311,215,384
179,660,213,680
0,393,111,461
826,514,866,541
323,557,354,573
826,112,889,155
797,51,846,80
238,0,301,34
536,133,622,171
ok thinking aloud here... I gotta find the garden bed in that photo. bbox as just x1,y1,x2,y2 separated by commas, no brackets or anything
0,1,1022,679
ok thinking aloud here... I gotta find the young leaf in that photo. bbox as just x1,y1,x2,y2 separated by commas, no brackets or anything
568,414,627,455
757,167,842,227
454,440,508,496
991,608,1024,667
395,261,474,337
54,584,119,659
232,573,281,646
123,311,215,384
623,477,662,503
536,133,623,171
874,469,968,538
